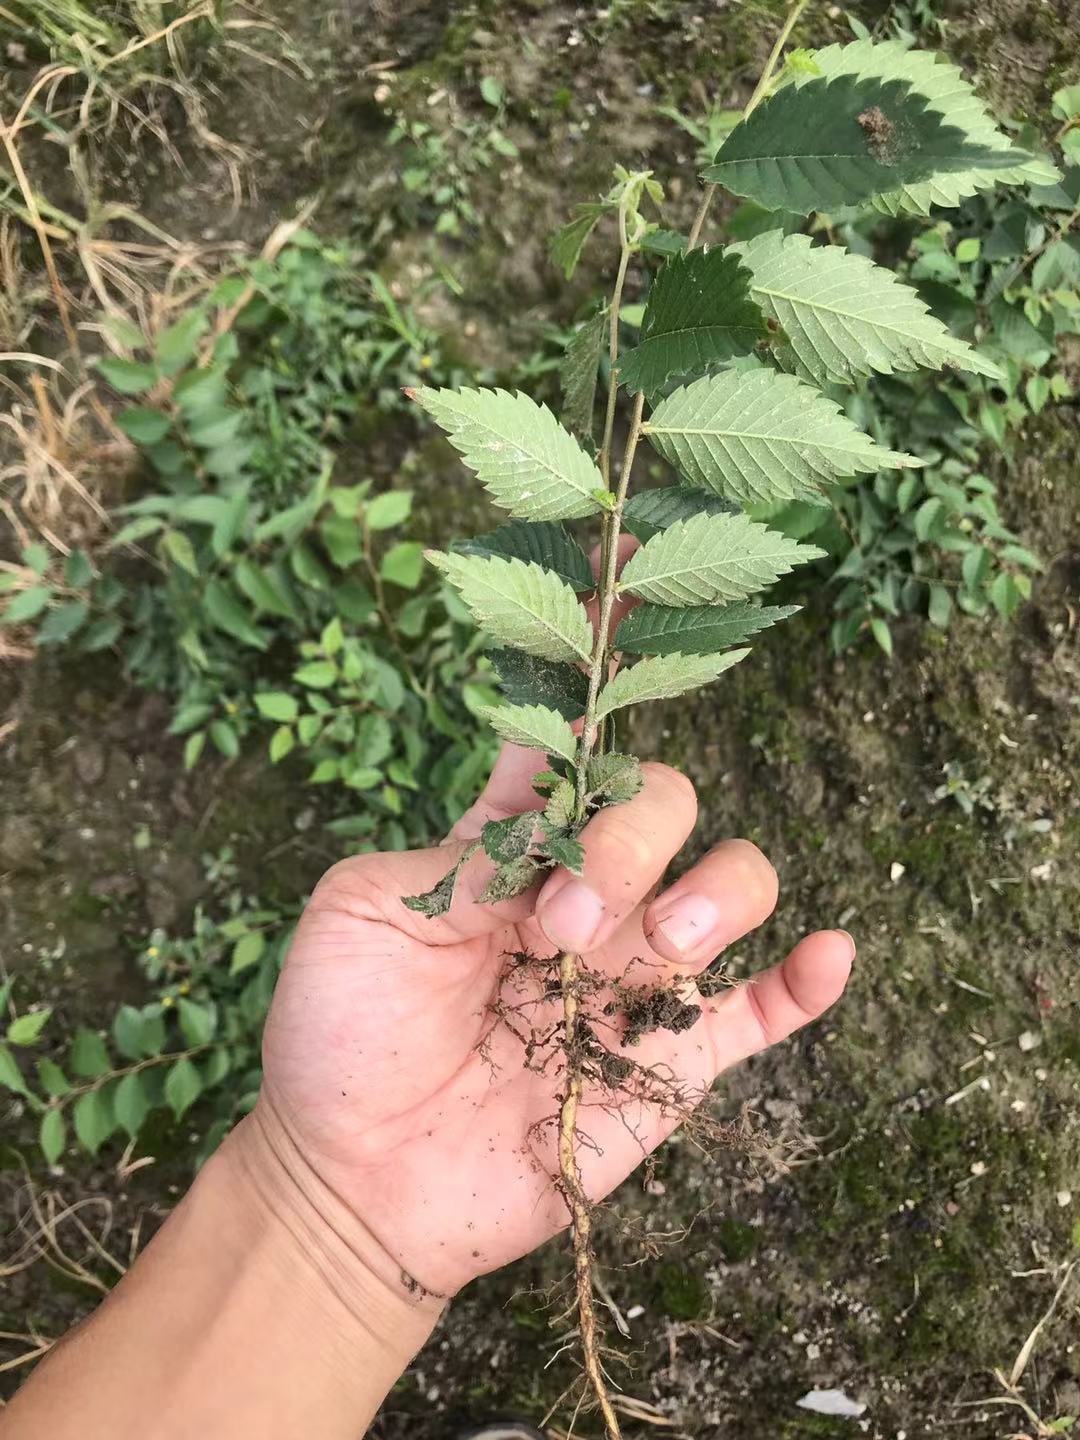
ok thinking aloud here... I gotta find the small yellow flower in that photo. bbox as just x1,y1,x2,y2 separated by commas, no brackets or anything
420,353,433,370
147,946,159,958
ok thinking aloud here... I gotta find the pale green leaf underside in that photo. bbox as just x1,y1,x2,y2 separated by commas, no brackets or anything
705,72,1023,215
798,40,1058,215
617,512,823,606
596,649,750,718
414,386,604,521
479,701,578,762
733,231,1002,384
616,600,801,654
643,370,922,507
428,551,592,663
617,249,767,395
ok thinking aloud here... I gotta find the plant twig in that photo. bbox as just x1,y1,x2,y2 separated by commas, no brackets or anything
554,6,813,1433
685,0,809,251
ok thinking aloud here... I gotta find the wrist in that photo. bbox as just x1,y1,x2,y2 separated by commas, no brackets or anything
222,1104,445,1371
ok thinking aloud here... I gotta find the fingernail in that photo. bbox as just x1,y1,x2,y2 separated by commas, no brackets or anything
647,893,721,957
538,879,606,952
836,929,857,961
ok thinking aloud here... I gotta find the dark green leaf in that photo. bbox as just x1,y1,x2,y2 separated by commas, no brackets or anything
616,600,800,654
178,998,216,1047
618,249,767,395
490,648,589,720
481,810,542,864
541,833,585,875
550,202,607,280
112,1004,145,1060
561,310,607,441
0,1044,28,1096
622,487,738,544
455,521,594,591
202,580,267,650
705,73,1021,214
36,1058,71,1095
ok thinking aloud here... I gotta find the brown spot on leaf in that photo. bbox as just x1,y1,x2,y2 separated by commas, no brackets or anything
857,106,894,162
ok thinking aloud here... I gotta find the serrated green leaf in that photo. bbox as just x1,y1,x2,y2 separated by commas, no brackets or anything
617,600,801,654
413,386,604,521
479,701,578,762
733,231,1002,383
541,833,585,875
622,487,738,544
2,584,53,624
37,600,89,645
454,521,594,591
481,811,541,864
113,1071,151,1139
545,779,577,826
643,370,922,507
706,71,1022,215
561,309,607,440
490,648,590,720
794,40,1058,215
586,752,643,804
429,552,592,663
40,1107,66,1164
618,249,767,395
550,202,608,280
617,512,823,607
164,1056,202,1120
73,1089,113,1155
596,649,750,718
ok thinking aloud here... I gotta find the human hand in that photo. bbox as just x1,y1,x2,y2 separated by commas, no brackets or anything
253,745,853,1301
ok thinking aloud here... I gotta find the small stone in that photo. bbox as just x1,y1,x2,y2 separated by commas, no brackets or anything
1056,1191,1072,1208
1018,1030,1041,1052
970,1161,987,1177
71,738,105,785
890,862,906,883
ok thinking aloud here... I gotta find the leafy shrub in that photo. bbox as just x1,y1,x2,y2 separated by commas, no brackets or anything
0,866,297,1167
0,231,497,843
640,55,1078,653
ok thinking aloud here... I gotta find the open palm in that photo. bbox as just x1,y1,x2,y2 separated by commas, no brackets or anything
259,741,852,1298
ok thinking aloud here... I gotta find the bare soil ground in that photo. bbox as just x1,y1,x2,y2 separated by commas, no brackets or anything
2,1,1078,1435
